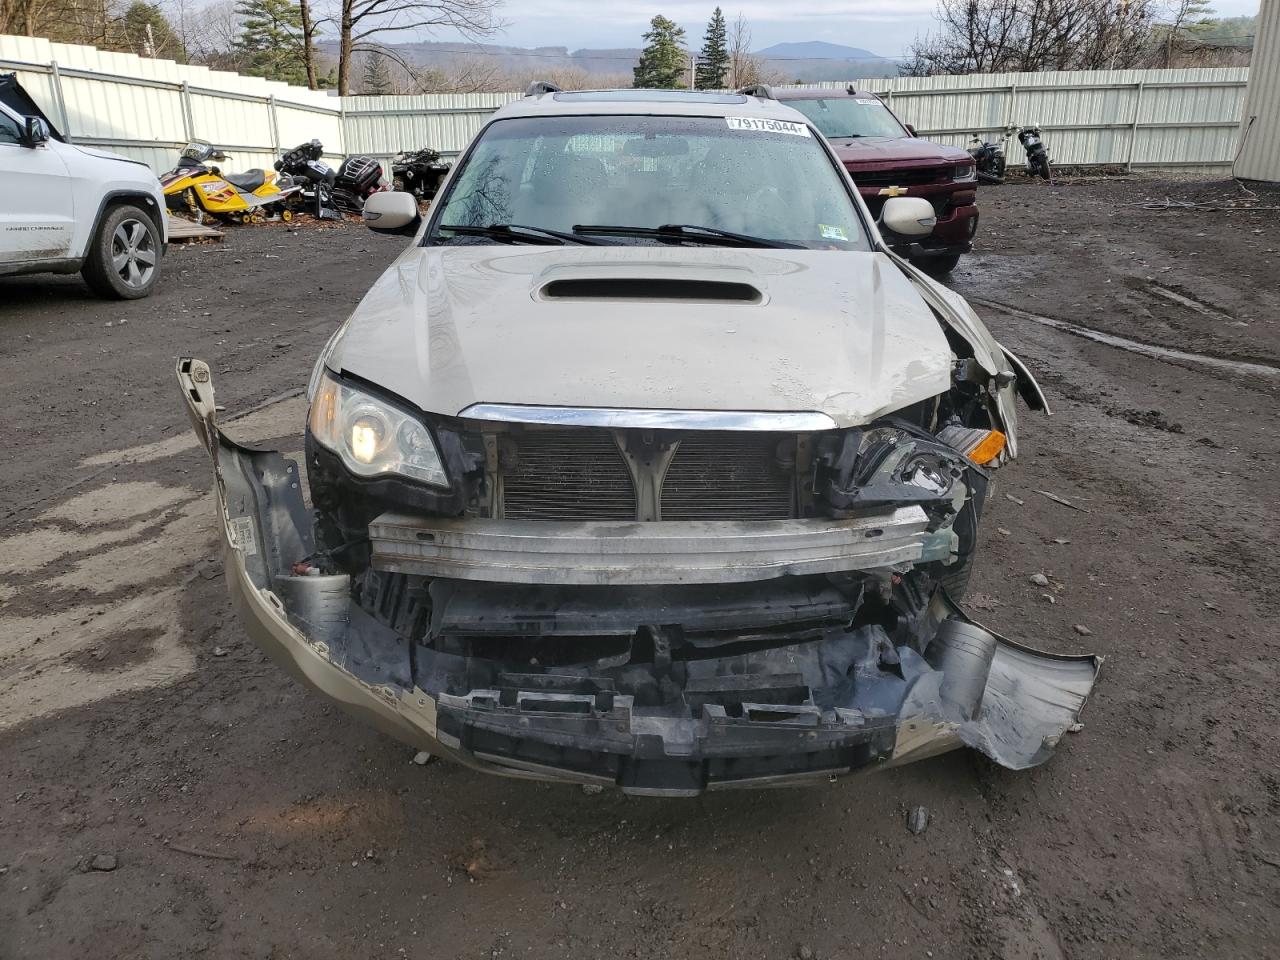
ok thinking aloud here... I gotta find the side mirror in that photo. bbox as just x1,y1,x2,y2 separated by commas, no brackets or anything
904,124,917,137
21,116,50,147
363,190,420,234
879,196,936,241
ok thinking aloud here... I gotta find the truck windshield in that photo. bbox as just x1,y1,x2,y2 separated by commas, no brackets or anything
428,114,867,250
787,97,906,140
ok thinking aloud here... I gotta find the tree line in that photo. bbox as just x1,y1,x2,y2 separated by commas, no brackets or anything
631,8,781,90
1,0,1252,98
902,0,1254,74
1,0,502,94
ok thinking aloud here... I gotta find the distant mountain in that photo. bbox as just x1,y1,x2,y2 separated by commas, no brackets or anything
318,41,641,80
756,40,898,81
324,38,900,89
755,41,879,60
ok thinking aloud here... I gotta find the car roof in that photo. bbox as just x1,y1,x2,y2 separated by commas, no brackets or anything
493,88,813,124
773,86,881,102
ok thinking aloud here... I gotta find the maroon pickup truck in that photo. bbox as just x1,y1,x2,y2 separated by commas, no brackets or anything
777,86,978,275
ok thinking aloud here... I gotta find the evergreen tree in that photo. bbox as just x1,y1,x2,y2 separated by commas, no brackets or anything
695,7,729,89
360,51,394,94
633,15,687,88
234,0,308,86
117,2,186,61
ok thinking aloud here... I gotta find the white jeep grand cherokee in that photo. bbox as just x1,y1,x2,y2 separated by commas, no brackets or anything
179,84,1097,796
1,74,166,299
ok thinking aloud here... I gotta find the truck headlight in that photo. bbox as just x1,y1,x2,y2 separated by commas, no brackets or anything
952,164,976,181
309,373,448,487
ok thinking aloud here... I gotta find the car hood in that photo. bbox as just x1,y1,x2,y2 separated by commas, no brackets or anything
829,137,971,166
72,144,149,167
326,245,953,427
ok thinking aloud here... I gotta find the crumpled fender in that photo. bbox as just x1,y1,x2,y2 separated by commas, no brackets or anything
890,252,1051,460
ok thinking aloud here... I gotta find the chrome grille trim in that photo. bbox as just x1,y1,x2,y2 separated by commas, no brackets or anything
459,404,838,432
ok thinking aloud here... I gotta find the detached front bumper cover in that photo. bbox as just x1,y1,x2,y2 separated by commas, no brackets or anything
179,358,1100,795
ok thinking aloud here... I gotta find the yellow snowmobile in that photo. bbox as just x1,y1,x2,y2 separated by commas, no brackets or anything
161,140,299,224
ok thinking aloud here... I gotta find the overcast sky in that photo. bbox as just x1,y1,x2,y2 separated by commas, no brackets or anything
425,0,1261,58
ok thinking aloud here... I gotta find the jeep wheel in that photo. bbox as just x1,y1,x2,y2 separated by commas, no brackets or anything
82,204,160,300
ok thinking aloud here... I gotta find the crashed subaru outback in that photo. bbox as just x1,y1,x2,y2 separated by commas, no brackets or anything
179,85,1097,795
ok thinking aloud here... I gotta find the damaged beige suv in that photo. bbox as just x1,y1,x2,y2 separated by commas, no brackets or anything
179,84,1097,795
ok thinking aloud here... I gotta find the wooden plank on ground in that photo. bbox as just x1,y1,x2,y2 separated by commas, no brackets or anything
167,215,224,242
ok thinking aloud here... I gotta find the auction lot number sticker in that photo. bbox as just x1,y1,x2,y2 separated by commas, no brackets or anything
726,117,811,137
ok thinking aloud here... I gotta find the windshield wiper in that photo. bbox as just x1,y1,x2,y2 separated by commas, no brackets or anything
435,223,605,245
573,223,805,249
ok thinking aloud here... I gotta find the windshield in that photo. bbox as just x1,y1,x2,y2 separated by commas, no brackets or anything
180,140,214,162
786,97,906,140
428,114,868,250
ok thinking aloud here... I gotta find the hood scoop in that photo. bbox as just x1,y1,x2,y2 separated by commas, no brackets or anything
540,277,762,304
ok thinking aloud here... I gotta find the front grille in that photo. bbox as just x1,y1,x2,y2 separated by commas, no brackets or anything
501,430,636,520
498,430,798,522
863,194,950,220
848,165,950,188
661,434,795,521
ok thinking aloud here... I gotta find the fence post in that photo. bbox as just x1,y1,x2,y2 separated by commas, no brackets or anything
180,81,194,141
339,97,348,158
267,94,281,155
1126,81,1145,172
1007,83,1018,126
48,60,71,139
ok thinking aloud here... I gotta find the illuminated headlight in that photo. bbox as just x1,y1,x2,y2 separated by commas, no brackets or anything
308,373,448,487
952,164,976,181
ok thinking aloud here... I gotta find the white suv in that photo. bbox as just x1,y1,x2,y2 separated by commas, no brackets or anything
0,75,166,299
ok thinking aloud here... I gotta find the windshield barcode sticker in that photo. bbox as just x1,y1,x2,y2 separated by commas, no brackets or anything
725,117,810,137
855,99,879,105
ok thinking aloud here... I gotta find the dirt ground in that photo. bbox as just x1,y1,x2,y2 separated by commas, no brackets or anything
2,178,1278,960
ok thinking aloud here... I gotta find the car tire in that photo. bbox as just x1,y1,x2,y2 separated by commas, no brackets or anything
917,254,962,277
81,203,161,300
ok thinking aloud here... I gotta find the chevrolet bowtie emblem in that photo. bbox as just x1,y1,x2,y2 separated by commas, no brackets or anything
877,186,908,197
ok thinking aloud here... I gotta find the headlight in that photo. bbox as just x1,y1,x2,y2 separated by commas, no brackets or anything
309,374,448,487
952,164,976,181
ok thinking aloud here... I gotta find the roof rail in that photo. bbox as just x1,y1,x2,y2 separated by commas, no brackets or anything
525,80,562,97
738,84,775,100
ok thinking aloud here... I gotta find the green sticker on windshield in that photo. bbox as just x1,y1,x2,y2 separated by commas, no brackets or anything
819,224,849,241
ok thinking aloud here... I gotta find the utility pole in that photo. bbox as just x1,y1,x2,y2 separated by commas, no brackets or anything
689,54,697,89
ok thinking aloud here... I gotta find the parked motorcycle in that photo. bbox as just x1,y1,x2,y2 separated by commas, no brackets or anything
1017,125,1052,181
391,147,451,201
967,125,1015,184
162,141,299,223
275,139,339,220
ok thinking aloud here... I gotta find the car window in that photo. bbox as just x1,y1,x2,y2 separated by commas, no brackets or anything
429,114,868,250
0,112,22,145
787,98,906,140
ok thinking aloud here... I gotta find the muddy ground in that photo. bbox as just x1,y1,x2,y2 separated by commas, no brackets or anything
1,178,1278,960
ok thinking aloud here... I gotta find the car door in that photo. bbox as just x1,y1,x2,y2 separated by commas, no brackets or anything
0,104,75,266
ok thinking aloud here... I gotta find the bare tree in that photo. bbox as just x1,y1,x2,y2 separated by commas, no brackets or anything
297,0,319,86
903,0,1161,75
333,0,505,94
724,13,788,87
183,0,245,68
